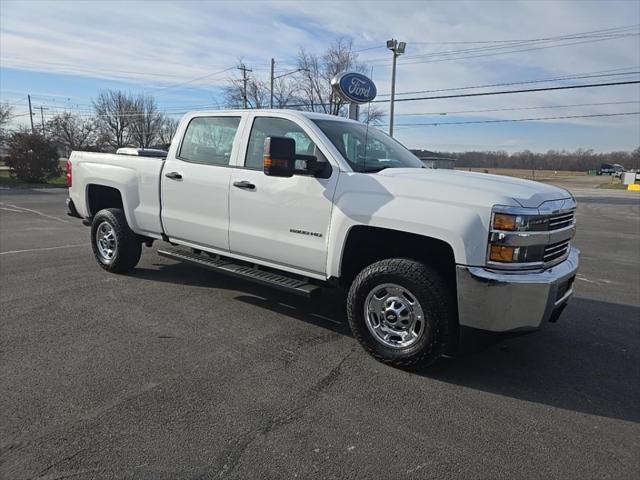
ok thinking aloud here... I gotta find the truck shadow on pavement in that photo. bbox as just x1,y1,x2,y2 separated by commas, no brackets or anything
132,262,639,424
423,297,640,424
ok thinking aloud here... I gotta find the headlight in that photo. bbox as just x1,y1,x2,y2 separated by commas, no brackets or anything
489,208,546,265
491,212,547,232
487,204,576,269
488,244,545,263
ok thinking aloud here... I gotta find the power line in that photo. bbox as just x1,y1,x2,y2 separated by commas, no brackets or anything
291,24,640,63
0,58,191,79
357,23,640,53
394,100,640,117
270,80,640,109
389,30,640,62
153,66,236,97
392,111,640,128
48,80,640,113
370,80,640,104
1,96,28,107
9,67,637,114
365,32,640,66
377,69,640,97
361,25,639,62
6,112,32,120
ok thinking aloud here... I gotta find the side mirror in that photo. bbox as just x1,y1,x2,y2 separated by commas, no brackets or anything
264,136,295,177
295,154,332,178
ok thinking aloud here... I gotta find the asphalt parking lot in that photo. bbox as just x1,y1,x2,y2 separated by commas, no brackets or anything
1,187,639,479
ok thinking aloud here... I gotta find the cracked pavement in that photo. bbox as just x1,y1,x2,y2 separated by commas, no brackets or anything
1,188,639,479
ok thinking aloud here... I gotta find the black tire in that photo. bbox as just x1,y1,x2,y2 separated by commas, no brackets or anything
91,208,141,273
346,258,455,368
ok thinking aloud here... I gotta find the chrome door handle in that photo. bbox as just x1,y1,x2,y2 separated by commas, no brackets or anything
233,180,255,190
165,171,182,180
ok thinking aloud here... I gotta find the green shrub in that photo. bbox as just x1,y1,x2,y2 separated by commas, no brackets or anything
5,133,61,183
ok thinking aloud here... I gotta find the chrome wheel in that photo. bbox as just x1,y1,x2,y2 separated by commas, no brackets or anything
364,283,425,348
95,221,117,263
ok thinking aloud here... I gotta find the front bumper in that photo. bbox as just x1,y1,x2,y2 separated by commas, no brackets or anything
455,246,579,332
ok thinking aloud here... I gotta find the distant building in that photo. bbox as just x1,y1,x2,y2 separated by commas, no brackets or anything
410,150,456,169
419,157,456,170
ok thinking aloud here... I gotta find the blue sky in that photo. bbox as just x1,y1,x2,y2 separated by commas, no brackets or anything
1,0,639,152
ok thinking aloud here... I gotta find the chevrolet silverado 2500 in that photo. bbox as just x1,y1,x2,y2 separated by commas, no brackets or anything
66,110,579,367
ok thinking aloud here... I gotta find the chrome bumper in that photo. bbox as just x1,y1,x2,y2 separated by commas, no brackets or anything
455,246,579,332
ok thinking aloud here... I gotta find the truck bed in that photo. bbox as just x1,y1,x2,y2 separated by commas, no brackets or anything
68,151,166,238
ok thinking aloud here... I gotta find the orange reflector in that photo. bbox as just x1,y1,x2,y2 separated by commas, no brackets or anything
489,245,516,262
493,213,517,231
263,155,289,168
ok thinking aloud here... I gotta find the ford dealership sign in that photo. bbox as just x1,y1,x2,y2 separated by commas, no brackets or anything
331,72,377,104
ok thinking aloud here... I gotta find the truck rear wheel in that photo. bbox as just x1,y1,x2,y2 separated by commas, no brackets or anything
346,258,455,368
91,208,141,273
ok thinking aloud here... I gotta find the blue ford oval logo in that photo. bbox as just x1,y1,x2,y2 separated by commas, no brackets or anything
331,72,377,104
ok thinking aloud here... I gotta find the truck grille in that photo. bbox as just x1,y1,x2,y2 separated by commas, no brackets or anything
544,239,571,263
548,210,575,230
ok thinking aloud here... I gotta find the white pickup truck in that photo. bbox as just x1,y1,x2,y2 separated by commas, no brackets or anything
67,110,579,367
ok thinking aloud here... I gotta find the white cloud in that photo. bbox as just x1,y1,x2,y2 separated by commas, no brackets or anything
1,0,639,151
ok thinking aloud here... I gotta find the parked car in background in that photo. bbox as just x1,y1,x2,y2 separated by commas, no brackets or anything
598,163,625,176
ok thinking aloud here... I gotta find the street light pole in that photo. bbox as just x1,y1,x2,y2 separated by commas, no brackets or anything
389,51,398,137
386,39,406,137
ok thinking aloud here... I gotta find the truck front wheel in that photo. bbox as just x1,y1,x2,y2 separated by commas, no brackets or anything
91,208,141,273
346,258,455,368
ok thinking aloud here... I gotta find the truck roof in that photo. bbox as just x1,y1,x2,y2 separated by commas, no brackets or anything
185,109,356,122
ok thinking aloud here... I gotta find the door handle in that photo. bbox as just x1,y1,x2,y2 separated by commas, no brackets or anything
165,171,182,180
233,180,255,190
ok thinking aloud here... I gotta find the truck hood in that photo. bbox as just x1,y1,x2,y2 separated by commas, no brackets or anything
374,168,572,208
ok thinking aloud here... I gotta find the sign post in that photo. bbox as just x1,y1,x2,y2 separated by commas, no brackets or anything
348,103,359,120
331,72,377,122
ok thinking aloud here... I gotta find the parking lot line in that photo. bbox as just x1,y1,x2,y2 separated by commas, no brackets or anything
0,202,70,224
0,244,87,255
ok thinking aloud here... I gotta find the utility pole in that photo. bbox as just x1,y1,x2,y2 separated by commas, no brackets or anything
39,106,49,135
270,58,275,109
27,94,35,134
269,61,308,110
237,63,252,109
386,39,407,137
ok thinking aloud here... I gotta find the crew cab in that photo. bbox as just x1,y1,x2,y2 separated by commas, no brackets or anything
66,110,579,367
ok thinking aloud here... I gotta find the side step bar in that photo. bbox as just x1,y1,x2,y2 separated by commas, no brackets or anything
157,247,321,298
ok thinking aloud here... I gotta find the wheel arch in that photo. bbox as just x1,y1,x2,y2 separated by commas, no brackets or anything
337,225,457,292
86,184,124,215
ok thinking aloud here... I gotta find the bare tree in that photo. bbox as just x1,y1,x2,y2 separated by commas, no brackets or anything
360,104,385,125
223,65,270,109
92,90,137,149
46,112,97,155
158,116,180,148
0,102,14,143
271,77,298,108
130,94,164,148
296,37,364,115
426,147,640,172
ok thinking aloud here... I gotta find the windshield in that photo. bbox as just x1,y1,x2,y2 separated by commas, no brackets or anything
312,119,424,172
